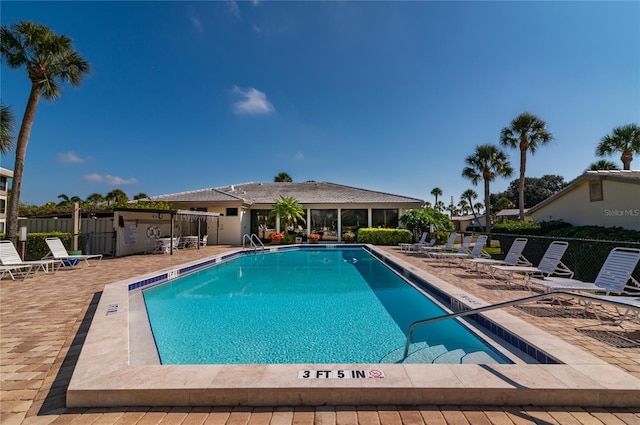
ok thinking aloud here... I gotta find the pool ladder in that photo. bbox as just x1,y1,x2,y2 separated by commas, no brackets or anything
243,233,265,253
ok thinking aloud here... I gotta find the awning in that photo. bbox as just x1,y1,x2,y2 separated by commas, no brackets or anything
175,210,221,222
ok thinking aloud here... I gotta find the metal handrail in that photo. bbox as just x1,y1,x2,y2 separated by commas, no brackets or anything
402,290,639,359
242,233,265,252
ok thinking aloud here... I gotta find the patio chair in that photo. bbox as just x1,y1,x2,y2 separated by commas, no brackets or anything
490,241,572,289
529,247,640,322
0,264,34,280
465,238,531,273
0,240,61,274
418,232,458,255
399,232,428,252
199,235,208,246
428,235,473,261
432,235,491,266
43,237,103,268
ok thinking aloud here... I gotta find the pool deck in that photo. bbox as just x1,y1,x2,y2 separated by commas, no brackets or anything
1,244,639,424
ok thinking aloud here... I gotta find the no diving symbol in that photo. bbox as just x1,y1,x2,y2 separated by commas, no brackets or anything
368,369,384,378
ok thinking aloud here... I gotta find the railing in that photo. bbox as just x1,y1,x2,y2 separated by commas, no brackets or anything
402,290,639,360
242,233,265,252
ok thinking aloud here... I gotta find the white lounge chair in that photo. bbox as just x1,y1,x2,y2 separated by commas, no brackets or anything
43,237,103,268
199,235,208,247
530,247,640,324
490,241,573,288
418,232,458,255
433,235,491,266
399,232,429,252
0,240,61,274
465,238,531,273
0,264,33,280
428,235,473,260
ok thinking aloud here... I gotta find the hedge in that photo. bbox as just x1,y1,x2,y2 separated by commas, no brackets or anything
356,228,412,245
1,232,73,261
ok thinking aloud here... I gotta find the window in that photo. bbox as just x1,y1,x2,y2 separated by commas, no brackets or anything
0,176,6,192
226,207,238,216
0,223,4,233
341,209,367,231
0,199,5,214
372,209,398,228
311,209,338,241
589,179,603,202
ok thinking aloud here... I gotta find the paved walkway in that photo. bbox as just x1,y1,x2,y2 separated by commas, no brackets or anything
1,245,639,424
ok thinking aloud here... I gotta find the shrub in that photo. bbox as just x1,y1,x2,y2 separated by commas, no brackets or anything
268,232,284,240
356,228,412,245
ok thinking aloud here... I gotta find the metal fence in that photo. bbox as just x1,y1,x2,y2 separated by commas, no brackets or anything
486,232,640,285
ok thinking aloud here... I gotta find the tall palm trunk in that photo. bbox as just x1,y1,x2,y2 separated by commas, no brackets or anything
621,150,632,170
6,83,41,242
483,178,491,248
518,137,528,221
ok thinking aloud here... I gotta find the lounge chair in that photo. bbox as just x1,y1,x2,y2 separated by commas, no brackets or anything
43,237,103,268
199,235,208,246
399,232,430,252
0,264,34,280
465,238,531,273
418,232,458,255
0,240,61,274
432,235,491,266
428,235,473,260
490,241,572,288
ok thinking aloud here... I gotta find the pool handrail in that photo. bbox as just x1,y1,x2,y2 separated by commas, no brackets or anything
243,233,265,252
402,290,640,360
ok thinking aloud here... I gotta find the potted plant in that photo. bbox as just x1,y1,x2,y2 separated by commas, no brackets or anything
269,232,284,244
342,231,356,243
308,233,321,244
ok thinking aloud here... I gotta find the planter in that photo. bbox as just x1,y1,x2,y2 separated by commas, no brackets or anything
295,237,303,244
308,239,319,244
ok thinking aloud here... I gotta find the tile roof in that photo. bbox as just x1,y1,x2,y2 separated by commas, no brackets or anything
150,182,423,205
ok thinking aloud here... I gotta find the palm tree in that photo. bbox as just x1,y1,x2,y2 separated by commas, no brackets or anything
133,192,149,200
596,124,640,170
500,112,553,221
461,188,481,227
1,21,90,242
57,193,70,207
106,189,129,206
85,192,105,207
268,195,305,232
462,144,513,244
0,103,15,153
274,172,293,182
430,187,443,206
434,200,446,213
587,159,620,171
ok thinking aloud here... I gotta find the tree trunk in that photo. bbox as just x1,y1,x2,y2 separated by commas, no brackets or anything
484,179,491,248
519,138,528,221
6,83,41,243
621,150,632,170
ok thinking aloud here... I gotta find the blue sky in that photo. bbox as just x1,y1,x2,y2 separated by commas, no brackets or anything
1,1,638,207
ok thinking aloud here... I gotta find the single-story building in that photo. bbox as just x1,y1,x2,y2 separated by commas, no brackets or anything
527,170,640,230
495,208,530,222
451,214,486,232
149,181,424,244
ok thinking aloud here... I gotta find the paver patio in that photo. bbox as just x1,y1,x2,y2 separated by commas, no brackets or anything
1,244,639,424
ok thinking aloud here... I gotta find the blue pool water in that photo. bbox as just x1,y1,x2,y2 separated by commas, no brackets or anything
143,248,509,365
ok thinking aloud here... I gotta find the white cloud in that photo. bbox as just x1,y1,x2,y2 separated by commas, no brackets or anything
188,6,203,33
226,0,240,20
84,173,138,186
252,24,261,34
232,86,275,115
57,151,86,163
295,151,304,160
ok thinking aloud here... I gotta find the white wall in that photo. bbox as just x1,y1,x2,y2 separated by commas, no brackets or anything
530,179,640,230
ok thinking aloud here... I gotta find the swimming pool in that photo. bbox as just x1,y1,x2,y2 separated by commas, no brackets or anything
143,247,508,364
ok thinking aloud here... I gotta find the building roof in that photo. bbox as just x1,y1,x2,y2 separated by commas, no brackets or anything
496,209,528,217
528,170,640,214
150,182,424,205
0,167,14,178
